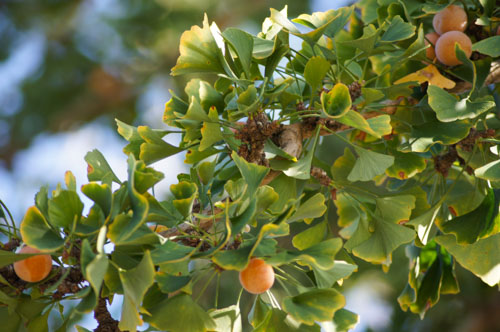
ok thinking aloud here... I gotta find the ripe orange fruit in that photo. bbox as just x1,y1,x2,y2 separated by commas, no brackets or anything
239,258,275,294
13,246,52,283
432,5,468,35
425,32,440,60
435,31,472,66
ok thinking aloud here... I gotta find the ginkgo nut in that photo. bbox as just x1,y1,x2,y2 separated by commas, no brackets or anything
435,31,472,66
13,245,52,283
425,32,440,60
432,5,468,35
238,258,274,294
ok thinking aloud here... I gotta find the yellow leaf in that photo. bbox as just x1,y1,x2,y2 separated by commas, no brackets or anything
395,64,455,89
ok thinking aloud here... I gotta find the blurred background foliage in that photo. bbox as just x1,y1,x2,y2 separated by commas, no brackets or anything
0,0,499,331
0,0,309,166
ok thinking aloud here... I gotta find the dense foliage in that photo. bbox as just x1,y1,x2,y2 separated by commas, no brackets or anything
1,0,500,331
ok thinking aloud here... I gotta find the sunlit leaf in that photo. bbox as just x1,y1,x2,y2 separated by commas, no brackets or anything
436,234,500,287
472,36,500,57
20,206,64,251
321,83,351,118
156,271,191,294
85,149,121,184
394,64,456,89
427,85,494,122
209,305,242,332
171,15,226,76
381,16,415,42
200,106,223,151
407,205,441,246
475,159,500,181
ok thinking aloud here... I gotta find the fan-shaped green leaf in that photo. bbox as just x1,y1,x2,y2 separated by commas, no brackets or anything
282,288,345,325
20,207,64,251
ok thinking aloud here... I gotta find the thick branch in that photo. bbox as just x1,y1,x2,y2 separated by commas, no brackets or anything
94,297,120,332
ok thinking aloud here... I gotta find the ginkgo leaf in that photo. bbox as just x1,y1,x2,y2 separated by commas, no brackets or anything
171,15,226,76
394,64,456,89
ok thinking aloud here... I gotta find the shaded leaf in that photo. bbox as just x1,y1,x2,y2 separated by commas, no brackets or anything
0,250,41,269
85,149,120,184
118,251,155,331
156,272,191,294
348,147,394,182
138,126,183,165
151,241,198,265
144,293,216,332
108,155,149,244
267,238,342,270
288,193,327,223
232,151,269,196
304,56,331,92
438,189,500,244
292,220,327,250
222,28,254,77
401,119,471,153
333,308,359,332
282,288,345,325
337,111,391,138
386,151,426,180
81,183,112,217
48,190,83,229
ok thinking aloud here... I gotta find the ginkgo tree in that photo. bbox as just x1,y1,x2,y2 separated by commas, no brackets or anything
1,0,500,331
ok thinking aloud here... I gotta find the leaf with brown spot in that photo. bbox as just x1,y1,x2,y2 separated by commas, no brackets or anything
394,64,456,89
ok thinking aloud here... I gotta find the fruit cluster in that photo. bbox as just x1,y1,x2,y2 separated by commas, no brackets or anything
426,5,472,66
